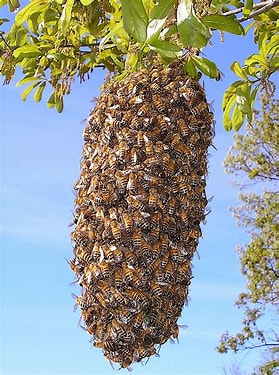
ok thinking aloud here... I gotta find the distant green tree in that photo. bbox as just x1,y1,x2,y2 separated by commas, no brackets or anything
217,92,279,373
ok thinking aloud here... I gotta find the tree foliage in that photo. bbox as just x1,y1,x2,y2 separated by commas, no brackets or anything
0,0,278,127
217,93,279,373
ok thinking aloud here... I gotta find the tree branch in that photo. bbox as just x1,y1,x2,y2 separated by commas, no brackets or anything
221,0,279,22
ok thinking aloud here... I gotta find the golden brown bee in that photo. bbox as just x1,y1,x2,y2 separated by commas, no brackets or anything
137,102,150,116
124,248,139,266
136,130,145,147
115,170,129,194
108,153,117,169
122,127,135,144
133,311,145,329
145,139,154,157
132,228,142,248
113,268,124,289
102,244,115,262
147,127,160,142
92,241,102,262
191,101,208,116
118,140,129,161
110,220,121,241
150,225,160,244
95,292,109,309
125,288,149,309
72,293,87,311
152,94,166,113
127,171,137,191
170,245,184,263
108,207,118,220
122,212,133,232
177,118,189,137
123,266,134,284
148,187,158,209
157,114,169,134
161,153,171,170
98,261,111,279
134,346,157,362
126,194,146,211
120,110,134,127
118,308,135,323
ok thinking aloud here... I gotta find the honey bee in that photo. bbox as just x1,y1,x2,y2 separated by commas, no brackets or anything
170,245,183,263
145,139,154,157
111,288,126,305
122,127,135,144
148,188,158,208
124,248,139,266
118,140,129,161
157,114,169,134
99,261,111,278
150,211,162,228
191,102,208,116
129,95,143,105
161,152,171,171
113,268,124,289
188,226,202,239
137,102,150,116
177,118,189,137
166,197,176,215
164,260,174,281
75,246,92,264
91,241,102,262
115,170,129,194
146,127,160,142
150,280,163,296
136,130,145,147
120,110,134,127
126,195,146,211
150,225,160,244
152,94,166,113
110,220,121,241
95,291,109,308
109,207,118,220
118,308,135,323
132,228,142,248
134,346,157,362
102,244,115,262
127,171,137,191
122,212,133,232
133,311,145,329
72,293,87,311
108,153,118,169
125,288,149,309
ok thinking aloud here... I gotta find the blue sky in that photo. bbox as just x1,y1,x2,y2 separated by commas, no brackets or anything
0,12,274,375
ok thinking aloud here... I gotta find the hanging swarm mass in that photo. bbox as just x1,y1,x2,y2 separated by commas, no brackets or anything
70,62,214,369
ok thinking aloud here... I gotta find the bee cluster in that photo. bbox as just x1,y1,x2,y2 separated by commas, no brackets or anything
70,63,214,369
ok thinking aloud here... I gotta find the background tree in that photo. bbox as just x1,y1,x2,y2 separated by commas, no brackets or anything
0,0,278,129
217,92,279,373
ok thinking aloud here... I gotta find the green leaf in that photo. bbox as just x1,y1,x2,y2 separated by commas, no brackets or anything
21,81,41,101
148,39,182,58
47,92,56,108
80,0,94,5
0,18,9,26
183,59,198,79
15,0,48,26
146,17,168,43
222,80,243,109
120,0,149,42
15,27,28,46
191,55,219,78
16,75,41,87
202,15,244,35
177,0,210,49
266,34,279,55
223,94,235,131
243,0,253,17
33,81,46,102
149,0,174,19
7,0,19,12
55,95,64,113
236,83,250,113
232,104,245,131
13,45,42,59
231,61,248,80
60,0,75,37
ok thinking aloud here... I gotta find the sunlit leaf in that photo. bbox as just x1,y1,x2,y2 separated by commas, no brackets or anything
202,15,244,35
15,0,48,25
13,45,41,59
7,0,19,12
223,94,235,131
191,55,219,78
232,104,245,131
236,83,250,113
21,81,41,101
120,0,148,42
149,39,182,58
16,75,41,87
149,0,174,19
146,17,168,43
183,59,198,79
231,61,248,80
80,0,94,5
243,0,253,17
47,91,56,108
0,18,9,25
33,81,46,102
177,0,210,49
60,0,75,37
55,95,64,113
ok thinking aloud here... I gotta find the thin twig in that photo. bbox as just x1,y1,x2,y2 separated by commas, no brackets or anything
221,0,275,17
237,0,279,22
0,33,13,51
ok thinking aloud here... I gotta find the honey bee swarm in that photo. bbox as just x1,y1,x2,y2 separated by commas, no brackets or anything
70,63,214,369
